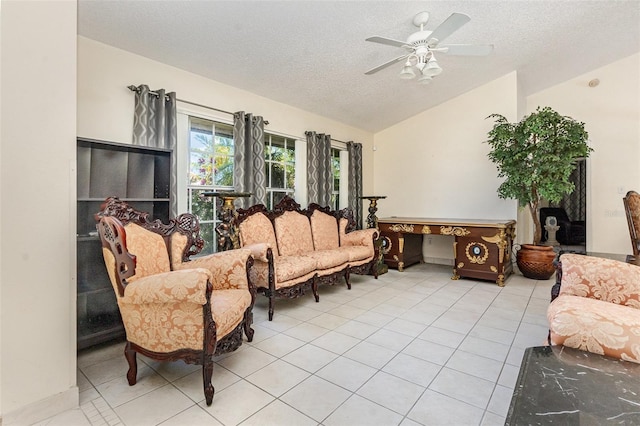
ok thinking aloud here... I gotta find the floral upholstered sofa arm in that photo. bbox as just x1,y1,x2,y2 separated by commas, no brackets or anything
557,253,640,306
339,218,379,249
175,248,255,292
241,243,271,263
120,269,211,305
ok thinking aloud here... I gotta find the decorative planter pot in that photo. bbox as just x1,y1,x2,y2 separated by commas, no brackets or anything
516,244,557,280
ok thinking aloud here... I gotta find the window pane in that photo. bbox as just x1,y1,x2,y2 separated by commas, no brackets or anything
214,155,234,186
286,163,295,189
199,222,215,256
190,189,214,221
187,117,236,254
273,191,287,207
270,163,285,188
190,131,214,186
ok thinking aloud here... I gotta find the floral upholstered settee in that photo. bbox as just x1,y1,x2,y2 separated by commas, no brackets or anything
236,196,380,320
548,253,640,363
97,197,257,405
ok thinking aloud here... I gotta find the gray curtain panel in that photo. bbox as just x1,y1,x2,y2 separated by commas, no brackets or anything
557,159,587,221
306,131,332,206
233,111,266,209
132,84,178,217
347,141,364,229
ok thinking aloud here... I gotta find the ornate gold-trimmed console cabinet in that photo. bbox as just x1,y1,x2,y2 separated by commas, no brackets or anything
378,217,516,286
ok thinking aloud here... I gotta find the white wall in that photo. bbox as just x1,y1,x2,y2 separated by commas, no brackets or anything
77,37,375,205
373,72,519,262
1,1,78,423
527,53,640,254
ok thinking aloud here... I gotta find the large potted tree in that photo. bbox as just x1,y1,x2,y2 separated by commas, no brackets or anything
485,106,592,279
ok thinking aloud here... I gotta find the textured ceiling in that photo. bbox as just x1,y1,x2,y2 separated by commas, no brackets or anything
78,1,640,133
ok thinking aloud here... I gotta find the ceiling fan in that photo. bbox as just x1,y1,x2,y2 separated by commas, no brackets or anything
365,11,493,84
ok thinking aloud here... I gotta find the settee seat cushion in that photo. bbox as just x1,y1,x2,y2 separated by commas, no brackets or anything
548,294,640,364
211,289,252,338
339,246,373,262
275,255,317,283
307,249,350,270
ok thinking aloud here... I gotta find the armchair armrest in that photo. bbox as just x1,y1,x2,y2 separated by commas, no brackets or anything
176,248,253,291
242,243,271,263
559,254,640,305
121,268,211,305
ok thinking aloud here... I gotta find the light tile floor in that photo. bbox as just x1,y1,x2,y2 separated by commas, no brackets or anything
38,263,554,426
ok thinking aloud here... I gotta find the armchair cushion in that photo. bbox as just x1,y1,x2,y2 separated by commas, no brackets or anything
211,289,253,338
124,223,171,279
121,269,210,305
559,254,640,307
548,294,640,362
548,254,640,363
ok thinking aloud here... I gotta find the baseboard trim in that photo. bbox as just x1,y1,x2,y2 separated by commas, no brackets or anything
3,386,78,426
423,256,454,266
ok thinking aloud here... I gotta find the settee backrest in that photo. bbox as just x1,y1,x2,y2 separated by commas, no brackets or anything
274,210,314,256
237,210,279,255
309,207,340,251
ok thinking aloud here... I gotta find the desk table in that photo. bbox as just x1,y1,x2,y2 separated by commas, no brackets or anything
378,217,516,286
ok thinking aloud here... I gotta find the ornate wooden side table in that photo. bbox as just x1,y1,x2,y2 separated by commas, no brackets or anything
202,191,251,251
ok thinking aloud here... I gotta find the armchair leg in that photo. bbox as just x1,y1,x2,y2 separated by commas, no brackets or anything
203,357,215,406
124,342,137,386
268,294,274,321
243,309,254,342
344,268,351,290
312,276,319,303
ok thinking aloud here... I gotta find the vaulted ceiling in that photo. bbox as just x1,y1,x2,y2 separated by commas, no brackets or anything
78,1,640,132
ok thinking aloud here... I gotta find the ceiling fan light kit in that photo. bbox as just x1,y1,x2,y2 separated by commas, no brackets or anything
366,11,493,84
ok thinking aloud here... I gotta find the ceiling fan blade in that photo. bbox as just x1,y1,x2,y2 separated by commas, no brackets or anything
438,44,494,56
365,54,409,75
427,13,470,45
365,36,408,48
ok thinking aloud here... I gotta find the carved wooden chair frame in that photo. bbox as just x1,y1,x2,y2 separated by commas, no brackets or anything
96,197,255,406
623,190,640,259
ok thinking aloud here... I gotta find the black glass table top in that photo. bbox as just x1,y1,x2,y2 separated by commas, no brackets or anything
506,346,640,425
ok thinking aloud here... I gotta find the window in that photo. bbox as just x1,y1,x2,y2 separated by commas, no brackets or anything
331,147,341,210
187,117,234,254
265,133,295,209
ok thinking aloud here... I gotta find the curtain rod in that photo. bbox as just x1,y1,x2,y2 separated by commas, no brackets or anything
128,85,237,118
128,85,272,125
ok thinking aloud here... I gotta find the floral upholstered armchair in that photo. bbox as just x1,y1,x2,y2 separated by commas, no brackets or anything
548,253,640,363
96,197,256,406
